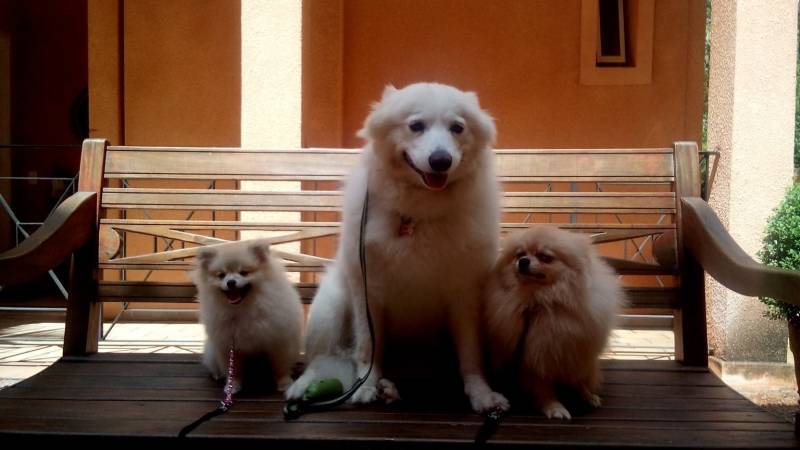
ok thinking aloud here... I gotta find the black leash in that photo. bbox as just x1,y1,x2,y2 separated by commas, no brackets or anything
474,303,534,445
284,185,375,420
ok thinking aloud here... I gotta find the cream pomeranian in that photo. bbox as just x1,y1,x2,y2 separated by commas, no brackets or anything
485,225,626,419
192,239,303,394
286,83,509,413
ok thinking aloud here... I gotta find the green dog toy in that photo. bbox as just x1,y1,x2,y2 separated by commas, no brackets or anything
302,378,344,402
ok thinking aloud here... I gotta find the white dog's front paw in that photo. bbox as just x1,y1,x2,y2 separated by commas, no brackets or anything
348,383,379,404
469,390,510,414
285,371,315,401
377,378,401,404
542,401,571,420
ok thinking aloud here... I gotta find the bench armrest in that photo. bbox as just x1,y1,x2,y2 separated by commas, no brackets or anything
0,191,97,287
681,196,800,306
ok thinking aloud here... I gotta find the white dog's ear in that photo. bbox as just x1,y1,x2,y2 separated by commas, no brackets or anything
196,247,216,270
381,85,398,100
463,91,497,149
249,239,271,263
357,87,397,142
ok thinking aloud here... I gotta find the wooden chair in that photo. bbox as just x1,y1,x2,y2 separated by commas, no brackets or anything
0,138,797,447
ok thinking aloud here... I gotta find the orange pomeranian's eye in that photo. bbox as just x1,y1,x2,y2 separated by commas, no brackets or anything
536,253,554,264
239,270,250,276
216,272,225,279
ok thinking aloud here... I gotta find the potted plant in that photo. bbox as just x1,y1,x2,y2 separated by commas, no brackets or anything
758,184,800,402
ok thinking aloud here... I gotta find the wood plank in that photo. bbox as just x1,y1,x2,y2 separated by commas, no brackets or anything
95,281,676,309
103,147,676,182
101,188,676,214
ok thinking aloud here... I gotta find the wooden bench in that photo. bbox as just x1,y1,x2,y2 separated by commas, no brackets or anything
0,138,798,447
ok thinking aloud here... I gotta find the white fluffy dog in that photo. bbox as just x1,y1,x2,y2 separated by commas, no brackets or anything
286,82,509,413
193,239,303,394
485,226,626,419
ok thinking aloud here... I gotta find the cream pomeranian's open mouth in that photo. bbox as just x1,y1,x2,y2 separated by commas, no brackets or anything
403,152,448,190
222,285,251,305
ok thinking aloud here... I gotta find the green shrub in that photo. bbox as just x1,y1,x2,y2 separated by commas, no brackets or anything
758,185,800,324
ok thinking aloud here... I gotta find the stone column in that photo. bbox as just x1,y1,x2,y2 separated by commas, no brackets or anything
706,0,798,362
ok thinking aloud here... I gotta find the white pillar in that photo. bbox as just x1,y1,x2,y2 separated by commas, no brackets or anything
707,0,798,362
240,0,303,262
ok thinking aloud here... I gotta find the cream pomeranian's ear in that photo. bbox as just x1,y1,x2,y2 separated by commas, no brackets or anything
357,84,399,142
462,91,497,149
196,246,216,270
248,239,271,263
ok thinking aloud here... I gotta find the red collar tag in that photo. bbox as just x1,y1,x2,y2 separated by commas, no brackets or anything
399,215,415,236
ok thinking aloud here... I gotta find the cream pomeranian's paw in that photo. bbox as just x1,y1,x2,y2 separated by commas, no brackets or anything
377,378,401,404
469,390,511,414
348,382,379,404
230,378,243,395
542,401,571,420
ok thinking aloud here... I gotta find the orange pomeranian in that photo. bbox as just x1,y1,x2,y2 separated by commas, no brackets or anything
484,225,626,419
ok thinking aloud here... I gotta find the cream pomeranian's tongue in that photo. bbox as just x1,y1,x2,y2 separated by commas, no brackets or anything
224,289,243,305
423,172,448,190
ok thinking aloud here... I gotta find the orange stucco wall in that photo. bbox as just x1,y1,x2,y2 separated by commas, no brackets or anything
304,0,704,150
122,0,241,147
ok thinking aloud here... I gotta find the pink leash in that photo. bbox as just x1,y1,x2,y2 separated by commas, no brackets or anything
179,338,236,437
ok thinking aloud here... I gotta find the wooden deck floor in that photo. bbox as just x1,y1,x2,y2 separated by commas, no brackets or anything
0,353,795,448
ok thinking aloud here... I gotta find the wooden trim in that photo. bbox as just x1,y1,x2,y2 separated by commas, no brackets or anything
102,147,675,181
682,197,800,306
673,141,708,366
0,192,97,287
96,281,677,310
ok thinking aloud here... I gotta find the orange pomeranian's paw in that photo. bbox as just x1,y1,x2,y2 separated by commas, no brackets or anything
583,391,602,408
542,401,571,420
470,390,511,414
377,378,401,404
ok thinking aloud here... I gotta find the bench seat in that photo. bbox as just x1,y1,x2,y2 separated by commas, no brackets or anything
0,354,796,447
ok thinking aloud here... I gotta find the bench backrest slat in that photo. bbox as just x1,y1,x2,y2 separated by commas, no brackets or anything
93,143,684,315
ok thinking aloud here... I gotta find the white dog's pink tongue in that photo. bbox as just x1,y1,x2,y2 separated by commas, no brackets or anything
423,173,448,190
225,290,243,305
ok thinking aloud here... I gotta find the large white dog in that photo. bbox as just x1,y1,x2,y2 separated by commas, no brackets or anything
286,82,509,413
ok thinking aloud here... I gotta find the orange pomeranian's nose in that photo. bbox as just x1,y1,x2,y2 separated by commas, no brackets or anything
517,256,531,273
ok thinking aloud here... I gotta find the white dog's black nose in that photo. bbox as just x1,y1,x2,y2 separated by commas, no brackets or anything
429,149,452,172
226,279,237,289
517,257,531,273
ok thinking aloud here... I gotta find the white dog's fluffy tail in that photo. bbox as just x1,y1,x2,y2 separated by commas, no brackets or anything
285,354,357,400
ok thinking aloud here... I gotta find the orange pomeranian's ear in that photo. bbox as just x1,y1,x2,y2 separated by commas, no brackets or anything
196,247,216,270
248,239,271,263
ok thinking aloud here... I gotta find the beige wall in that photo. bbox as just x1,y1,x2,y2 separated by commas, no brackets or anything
707,0,797,362
305,0,705,150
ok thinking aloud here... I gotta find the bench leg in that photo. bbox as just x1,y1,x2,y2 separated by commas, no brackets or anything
674,255,708,366
64,241,100,356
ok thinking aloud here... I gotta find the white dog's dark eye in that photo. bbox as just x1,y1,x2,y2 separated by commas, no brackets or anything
449,123,464,134
239,270,249,276
409,121,425,133
536,253,554,264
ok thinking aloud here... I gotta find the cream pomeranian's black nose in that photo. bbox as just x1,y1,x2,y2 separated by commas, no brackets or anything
428,149,452,172
226,279,236,289
517,257,531,273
